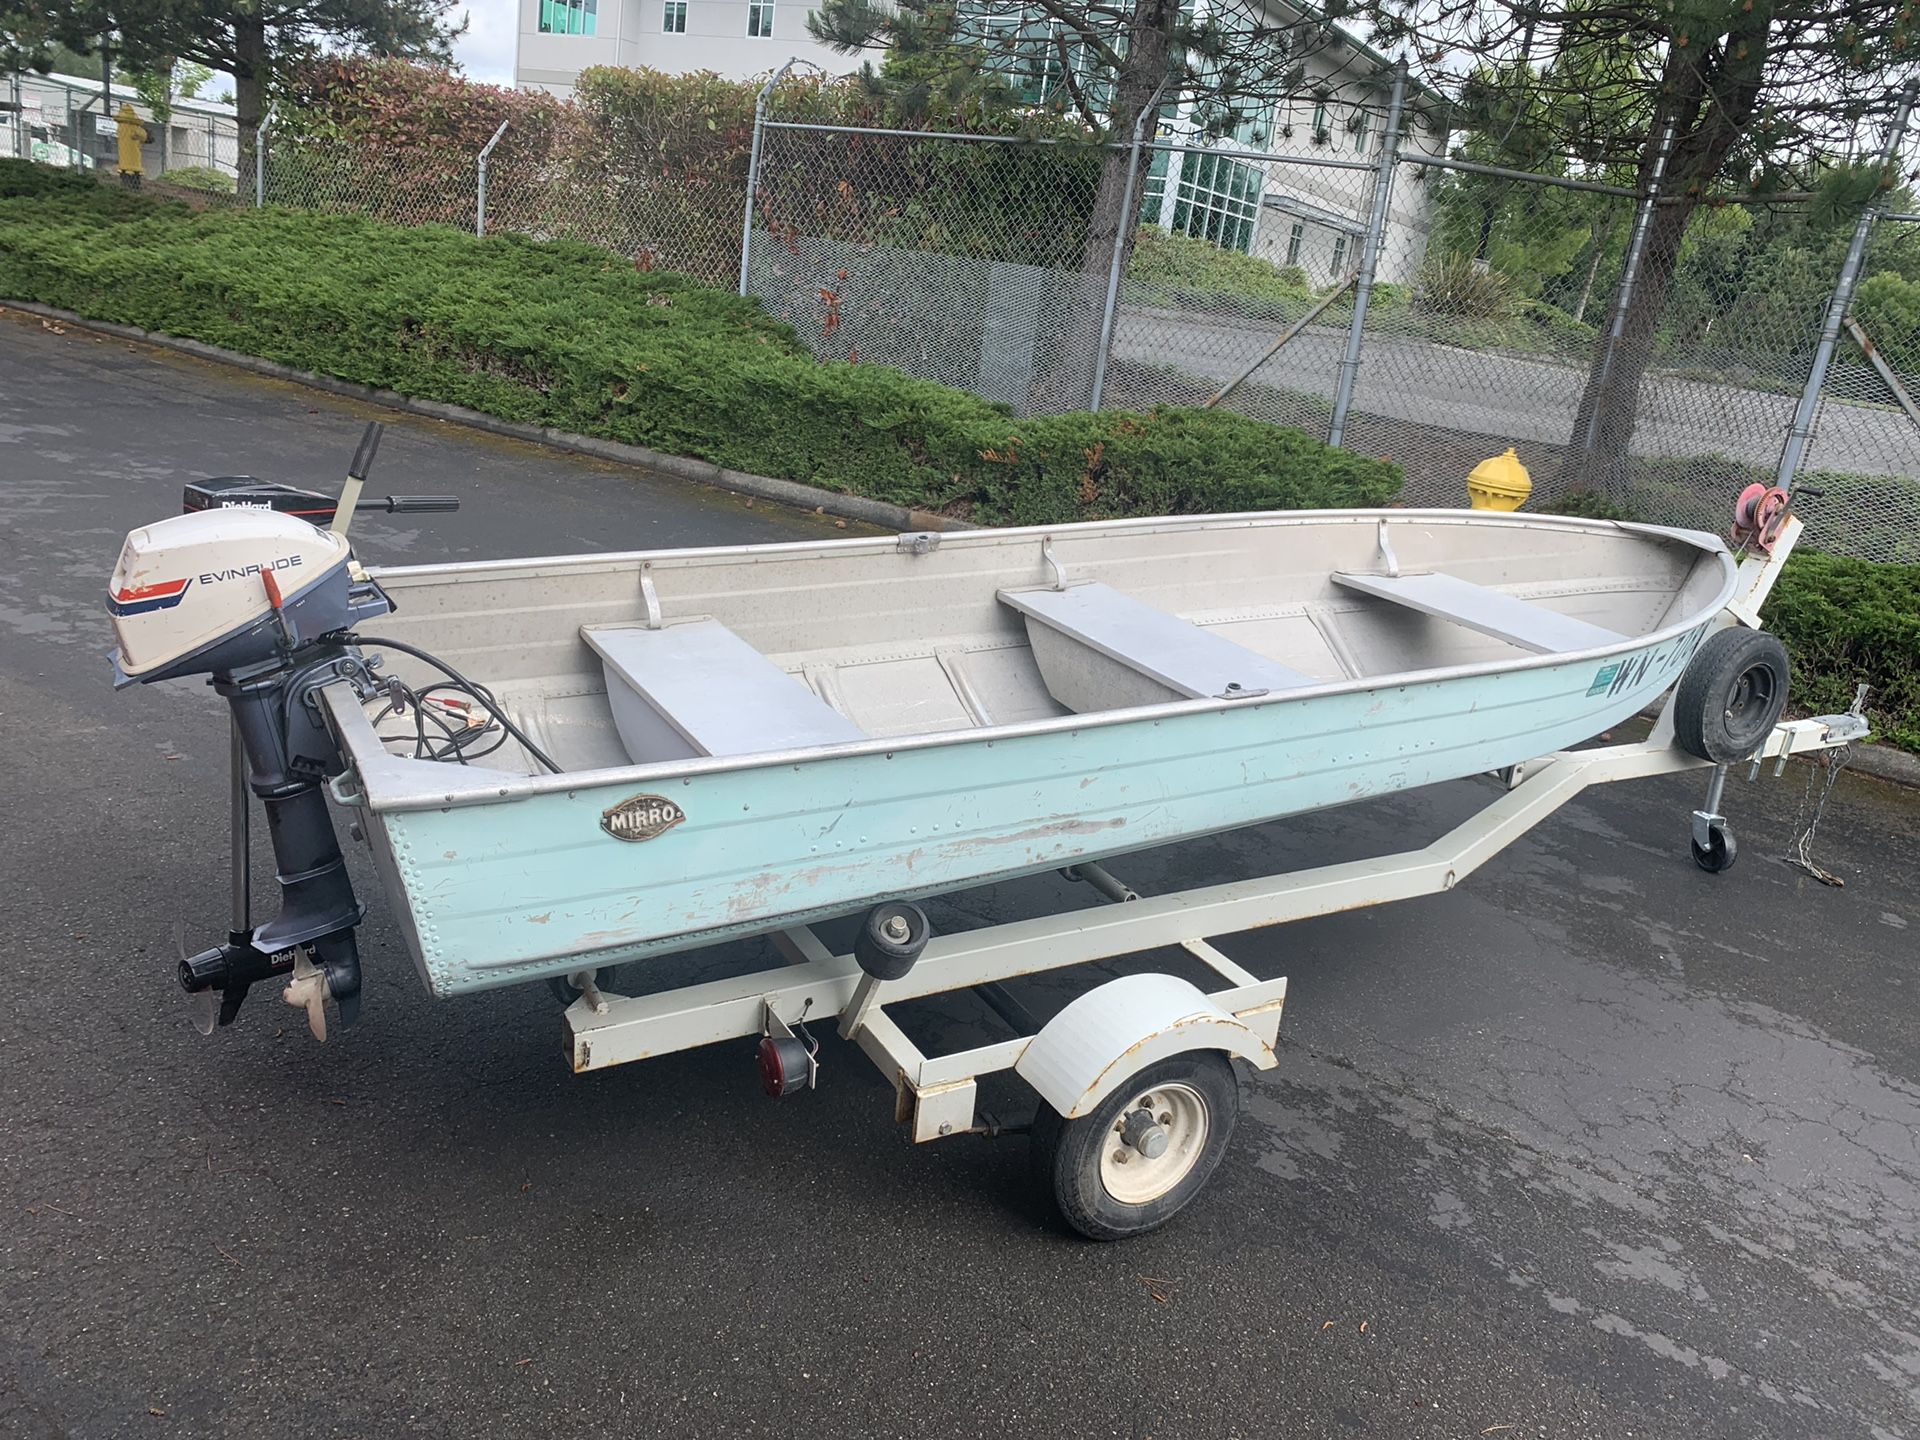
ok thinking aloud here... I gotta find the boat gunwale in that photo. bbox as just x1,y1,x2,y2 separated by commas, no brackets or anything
337,509,1737,813
368,507,1724,586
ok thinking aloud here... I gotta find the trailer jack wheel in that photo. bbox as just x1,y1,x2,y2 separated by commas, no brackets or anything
1030,1051,1242,1241
1692,822,1738,874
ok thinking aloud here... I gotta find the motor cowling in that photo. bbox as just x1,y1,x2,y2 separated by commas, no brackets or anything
108,508,355,685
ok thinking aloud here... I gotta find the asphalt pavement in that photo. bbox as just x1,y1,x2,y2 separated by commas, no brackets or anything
3,307,1918,1440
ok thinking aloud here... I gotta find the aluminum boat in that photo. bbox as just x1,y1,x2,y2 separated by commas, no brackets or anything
315,507,1738,997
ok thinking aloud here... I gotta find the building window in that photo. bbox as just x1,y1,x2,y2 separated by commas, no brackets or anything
1352,108,1370,152
1310,100,1328,139
747,0,774,34
662,0,686,31
1331,234,1350,274
1169,150,1261,253
1140,147,1173,223
538,0,597,34
1286,221,1304,266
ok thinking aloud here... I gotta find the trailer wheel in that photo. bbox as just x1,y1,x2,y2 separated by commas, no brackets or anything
1692,823,1738,874
1674,629,1790,763
1030,1051,1241,1241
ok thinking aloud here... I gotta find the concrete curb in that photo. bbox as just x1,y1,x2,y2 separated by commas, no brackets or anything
1,300,975,536
1841,739,1920,789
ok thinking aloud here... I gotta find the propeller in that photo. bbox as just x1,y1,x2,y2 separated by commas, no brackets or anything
282,953,332,1043
176,921,220,1037
175,918,354,1043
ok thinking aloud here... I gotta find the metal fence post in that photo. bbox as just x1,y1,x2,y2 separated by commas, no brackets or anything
1776,81,1918,492
1326,60,1408,450
739,58,797,297
1577,121,1673,459
1088,75,1170,413
476,119,509,238
255,101,276,207
71,95,92,172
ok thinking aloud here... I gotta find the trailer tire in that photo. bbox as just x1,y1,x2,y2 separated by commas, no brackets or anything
1674,629,1790,764
1030,1051,1241,1241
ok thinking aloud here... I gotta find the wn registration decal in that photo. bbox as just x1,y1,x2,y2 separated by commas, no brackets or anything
1588,625,1710,698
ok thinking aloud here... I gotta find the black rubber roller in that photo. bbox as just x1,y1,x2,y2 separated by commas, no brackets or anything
854,902,931,981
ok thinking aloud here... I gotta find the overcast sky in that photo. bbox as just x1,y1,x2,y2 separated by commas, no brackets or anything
454,1,520,86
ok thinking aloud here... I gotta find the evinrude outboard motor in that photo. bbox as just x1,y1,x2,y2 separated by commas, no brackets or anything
108,423,456,1038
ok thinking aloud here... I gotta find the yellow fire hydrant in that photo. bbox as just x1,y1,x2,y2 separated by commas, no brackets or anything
114,102,149,188
1468,447,1532,511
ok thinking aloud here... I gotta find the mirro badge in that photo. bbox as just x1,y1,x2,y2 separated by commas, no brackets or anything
601,794,686,842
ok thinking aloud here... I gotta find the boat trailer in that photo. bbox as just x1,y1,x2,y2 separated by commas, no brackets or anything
546,510,1866,1238
554,678,1865,1235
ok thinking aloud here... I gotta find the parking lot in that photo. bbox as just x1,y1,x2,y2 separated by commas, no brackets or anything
3,308,1917,1439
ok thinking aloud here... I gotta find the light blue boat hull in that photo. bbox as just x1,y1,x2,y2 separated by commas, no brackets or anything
353,621,1710,998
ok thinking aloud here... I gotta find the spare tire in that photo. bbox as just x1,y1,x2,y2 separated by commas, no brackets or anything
1673,628,1791,763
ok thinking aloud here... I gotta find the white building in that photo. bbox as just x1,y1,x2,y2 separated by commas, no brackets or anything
513,0,850,95
1065,20,1448,286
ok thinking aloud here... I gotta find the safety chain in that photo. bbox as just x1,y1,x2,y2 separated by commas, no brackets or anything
1784,743,1853,886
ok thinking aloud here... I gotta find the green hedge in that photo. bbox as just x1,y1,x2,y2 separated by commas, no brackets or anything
1763,553,1920,753
0,160,1401,525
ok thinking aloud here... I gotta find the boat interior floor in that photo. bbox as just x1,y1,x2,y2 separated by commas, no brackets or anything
557,569,1656,771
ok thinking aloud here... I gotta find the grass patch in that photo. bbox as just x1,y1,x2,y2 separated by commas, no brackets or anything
0,160,1400,526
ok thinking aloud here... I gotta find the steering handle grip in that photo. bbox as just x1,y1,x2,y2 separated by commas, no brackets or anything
348,422,385,481
381,495,460,514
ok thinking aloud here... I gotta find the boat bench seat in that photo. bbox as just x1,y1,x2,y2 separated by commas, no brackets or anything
999,582,1319,713
1330,570,1626,655
583,619,865,763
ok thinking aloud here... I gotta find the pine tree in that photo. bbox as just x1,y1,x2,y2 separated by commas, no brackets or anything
1357,0,1920,489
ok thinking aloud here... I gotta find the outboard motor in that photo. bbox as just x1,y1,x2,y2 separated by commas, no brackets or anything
108,423,456,1037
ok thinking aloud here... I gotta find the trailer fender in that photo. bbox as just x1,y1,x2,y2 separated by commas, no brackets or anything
1015,972,1277,1120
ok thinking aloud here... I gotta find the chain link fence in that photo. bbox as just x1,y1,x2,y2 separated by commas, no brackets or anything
6,71,244,199
13,63,1917,562
1102,140,1386,437
737,91,1918,561
744,119,1110,409
258,95,749,286
1802,211,1920,561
